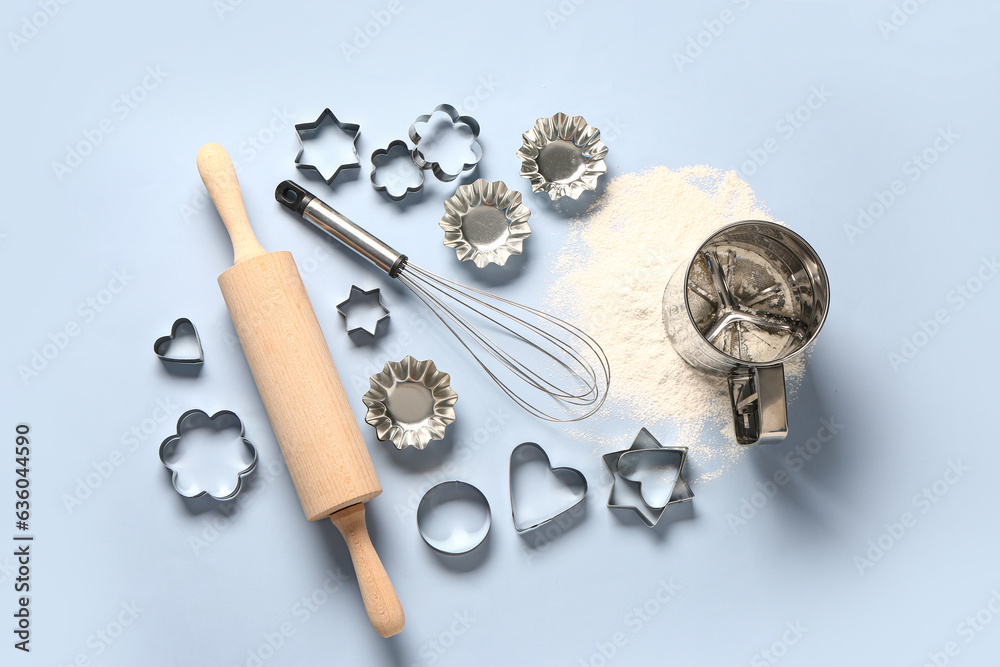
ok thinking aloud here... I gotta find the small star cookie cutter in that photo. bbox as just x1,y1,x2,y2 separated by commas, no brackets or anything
603,428,692,527
336,285,390,340
294,108,361,186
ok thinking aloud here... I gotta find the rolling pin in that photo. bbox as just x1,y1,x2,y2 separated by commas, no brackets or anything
196,143,404,638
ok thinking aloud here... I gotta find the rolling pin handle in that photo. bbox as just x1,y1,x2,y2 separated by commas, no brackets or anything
197,143,267,265
330,504,405,638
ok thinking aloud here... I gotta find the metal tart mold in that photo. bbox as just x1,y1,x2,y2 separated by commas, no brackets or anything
362,356,458,450
439,179,531,268
516,113,608,201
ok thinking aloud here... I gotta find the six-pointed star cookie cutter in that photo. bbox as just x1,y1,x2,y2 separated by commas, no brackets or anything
603,428,693,527
336,285,390,340
294,108,361,185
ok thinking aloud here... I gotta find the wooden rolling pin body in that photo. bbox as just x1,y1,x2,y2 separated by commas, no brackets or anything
197,143,403,638
218,252,380,520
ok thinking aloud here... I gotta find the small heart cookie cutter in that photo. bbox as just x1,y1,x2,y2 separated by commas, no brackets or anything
509,442,588,533
153,318,204,369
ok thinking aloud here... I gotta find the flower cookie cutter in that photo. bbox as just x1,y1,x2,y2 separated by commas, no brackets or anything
158,409,258,501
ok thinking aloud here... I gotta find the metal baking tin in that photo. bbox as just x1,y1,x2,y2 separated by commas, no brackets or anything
417,480,492,555
439,179,531,268
362,356,458,450
336,285,390,340
370,139,424,201
158,409,258,501
516,113,608,201
408,103,483,182
603,428,692,527
293,108,361,185
509,442,587,533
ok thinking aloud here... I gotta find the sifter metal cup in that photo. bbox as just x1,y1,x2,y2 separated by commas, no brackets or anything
662,221,830,445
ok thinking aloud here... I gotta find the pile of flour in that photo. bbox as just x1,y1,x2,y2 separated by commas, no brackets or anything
546,165,803,482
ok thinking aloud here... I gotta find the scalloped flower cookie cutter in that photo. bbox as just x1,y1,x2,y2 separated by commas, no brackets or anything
158,409,258,501
409,103,483,182
370,139,424,201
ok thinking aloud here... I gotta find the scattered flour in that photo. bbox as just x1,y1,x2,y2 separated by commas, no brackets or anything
546,165,804,483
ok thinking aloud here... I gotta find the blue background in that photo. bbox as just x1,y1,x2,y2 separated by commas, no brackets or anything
2,1,999,665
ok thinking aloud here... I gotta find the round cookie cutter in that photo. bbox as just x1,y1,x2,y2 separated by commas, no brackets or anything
439,179,531,268
416,481,492,555
516,113,608,201
362,356,458,450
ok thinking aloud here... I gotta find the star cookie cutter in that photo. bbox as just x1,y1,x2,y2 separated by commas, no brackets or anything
294,108,361,186
336,285,390,340
603,428,692,527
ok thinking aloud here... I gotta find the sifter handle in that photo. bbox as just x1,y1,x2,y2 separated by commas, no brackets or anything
197,144,267,265
275,181,407,277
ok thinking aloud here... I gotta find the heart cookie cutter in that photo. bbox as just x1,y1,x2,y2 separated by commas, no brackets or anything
509,442,588,533
153,318,204,370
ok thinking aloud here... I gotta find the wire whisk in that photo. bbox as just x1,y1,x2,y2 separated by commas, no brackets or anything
276,181,610,422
